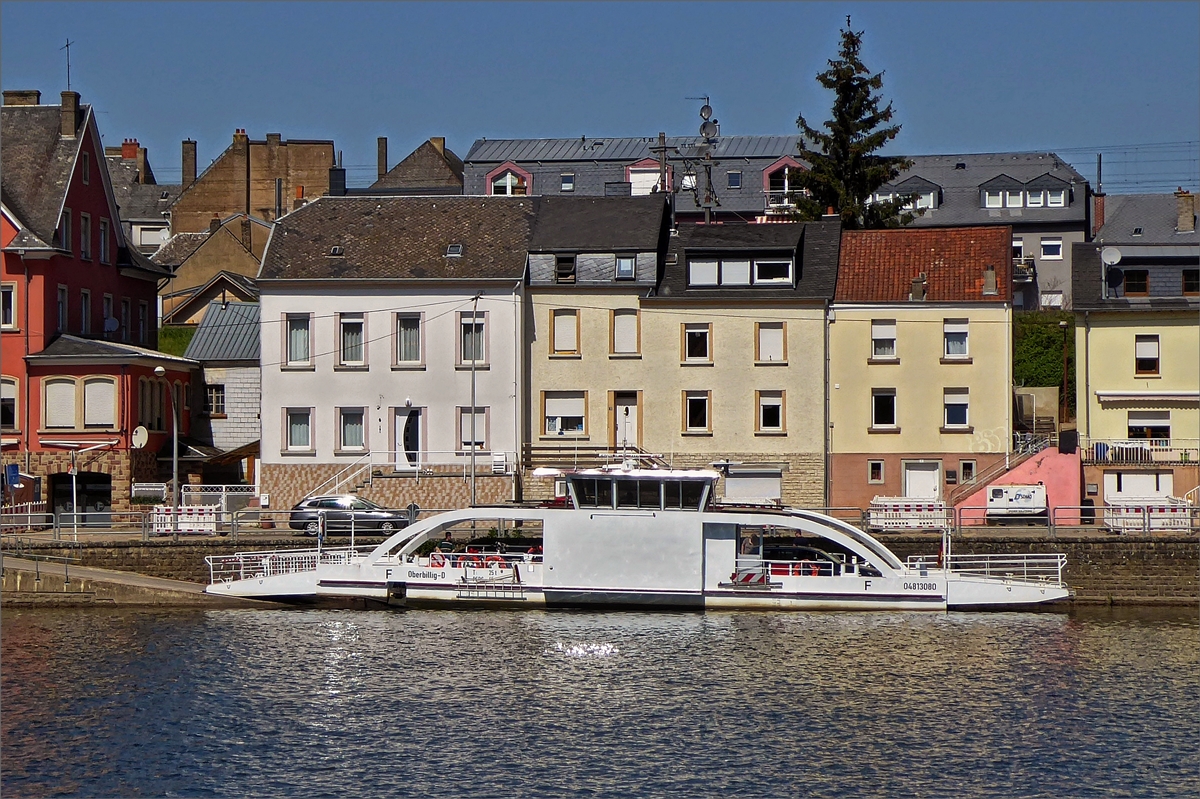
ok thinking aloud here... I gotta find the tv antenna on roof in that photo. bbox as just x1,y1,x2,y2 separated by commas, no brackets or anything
60,38,76,91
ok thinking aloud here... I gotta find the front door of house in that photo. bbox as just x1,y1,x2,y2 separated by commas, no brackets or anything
903,462,941,500
395,409,422,469
612,392,640,451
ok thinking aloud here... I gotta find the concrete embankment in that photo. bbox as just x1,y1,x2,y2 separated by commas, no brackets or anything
1,531,1196,607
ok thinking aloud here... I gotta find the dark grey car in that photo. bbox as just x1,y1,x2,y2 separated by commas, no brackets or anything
288,495,409,536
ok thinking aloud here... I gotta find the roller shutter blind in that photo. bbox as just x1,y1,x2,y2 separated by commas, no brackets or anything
552,310,577,353
613,310,638,353
84,379,115,427
758,323,784,361
45,380,76,428
544,393,585,417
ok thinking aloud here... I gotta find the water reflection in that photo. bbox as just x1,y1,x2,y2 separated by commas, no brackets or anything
2,607,1197,798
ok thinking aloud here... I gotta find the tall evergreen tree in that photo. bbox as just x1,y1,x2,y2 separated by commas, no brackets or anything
791,17,915,229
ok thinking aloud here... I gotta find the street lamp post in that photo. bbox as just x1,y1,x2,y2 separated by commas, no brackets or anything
1058,320,1069,425
154,366,179,537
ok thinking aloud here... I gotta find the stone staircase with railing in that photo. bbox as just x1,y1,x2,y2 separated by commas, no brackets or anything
945,433,1057,506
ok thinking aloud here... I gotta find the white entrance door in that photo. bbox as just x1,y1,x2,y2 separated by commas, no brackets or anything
613,392,639,450
395,409,422,469
903,462,942,499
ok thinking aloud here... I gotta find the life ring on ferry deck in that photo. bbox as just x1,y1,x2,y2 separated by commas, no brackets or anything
462,555,484,569
485,555,505,569
430,552,446,568
809,565,820,577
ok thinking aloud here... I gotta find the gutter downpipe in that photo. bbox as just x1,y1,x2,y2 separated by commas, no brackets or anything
23,257,31,464
513,278,523,503
470,291,480,507
824,300,832,507
1083,311,1090,440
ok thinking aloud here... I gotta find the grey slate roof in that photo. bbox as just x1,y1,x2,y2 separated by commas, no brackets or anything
1,103,87,247
1072,242,1199,312
105,155,181,222
653,220,840,301
1096,194,1199,246
883,152,1089,227
183,301,260,362
465,135,804,164
528,195,666,252
27,334,198,364
259,195,537,281
151,232,209,266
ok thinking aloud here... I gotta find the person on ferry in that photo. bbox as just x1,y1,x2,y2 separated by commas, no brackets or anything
437,532,455,553
740,533,760,556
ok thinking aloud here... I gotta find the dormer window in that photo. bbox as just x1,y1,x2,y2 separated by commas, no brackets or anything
560,173,575,192
1047,189,1066,207
615,256,635,280
1026,190,1044,207
446,244,463,257
492,171,527,196
686,257,793,287
1006,190,1023,208
555,255,576,284
754,260,792,284
1132,227,1143,237
983,190,1003,208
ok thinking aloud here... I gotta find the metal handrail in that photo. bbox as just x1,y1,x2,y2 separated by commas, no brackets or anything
905,552,1067,585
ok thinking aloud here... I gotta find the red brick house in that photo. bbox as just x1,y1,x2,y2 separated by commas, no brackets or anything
2,89,197,513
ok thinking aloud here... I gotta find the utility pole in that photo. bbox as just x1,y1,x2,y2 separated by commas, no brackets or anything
470,291,481,507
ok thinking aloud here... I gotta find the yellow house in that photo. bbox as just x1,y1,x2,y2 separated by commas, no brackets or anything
1073,192,1200,503
525,197,840,507
829,226,1014,508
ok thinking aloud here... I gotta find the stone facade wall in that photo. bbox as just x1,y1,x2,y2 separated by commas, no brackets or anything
260,462,515,513
201,365,260,451
2,448,161,512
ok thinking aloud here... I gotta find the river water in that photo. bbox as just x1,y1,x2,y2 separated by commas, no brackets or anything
2,606,1197,798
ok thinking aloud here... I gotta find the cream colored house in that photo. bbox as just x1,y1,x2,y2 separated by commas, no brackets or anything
829,227,1014,508
1073,192,1200,503
525,199,841,507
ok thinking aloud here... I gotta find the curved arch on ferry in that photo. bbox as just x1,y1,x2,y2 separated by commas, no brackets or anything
727,510,906,574
366,508,549,563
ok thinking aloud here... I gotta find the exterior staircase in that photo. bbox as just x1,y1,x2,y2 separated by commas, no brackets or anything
946,433,1057,506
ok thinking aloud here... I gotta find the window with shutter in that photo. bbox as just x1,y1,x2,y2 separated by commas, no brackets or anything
688,260,718,286
552,310,578,354
722,260,750,285
459,407,487,451
943,320,969,358
756,322,785,362
612,310,638,354
871,320,897,358
1135,335,1159,375
1,378,17,430
45,379,76,428
83,379,115,427
544,391,586,435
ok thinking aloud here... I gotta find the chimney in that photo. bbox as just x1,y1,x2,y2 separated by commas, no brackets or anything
60,91,80,137
182,140,197,187
1175,188,1195,234
910,273,927,302
3,89,41,105
121,138,139,159
430,136,446,156
328,165,347,197
274,178,283,220
136,145,149,184
1092,192,1105,238
209,214,221,233
241,217,253,246
377,137,388,181
266,133,281,147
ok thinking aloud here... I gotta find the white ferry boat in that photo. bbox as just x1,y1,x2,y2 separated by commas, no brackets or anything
205,467,1071,610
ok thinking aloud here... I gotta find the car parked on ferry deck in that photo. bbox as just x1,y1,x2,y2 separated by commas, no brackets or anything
288,495,410,536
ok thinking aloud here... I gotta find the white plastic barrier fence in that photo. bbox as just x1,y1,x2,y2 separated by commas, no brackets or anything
152,505,218,535
1104,500,1194,534
867,497,953,531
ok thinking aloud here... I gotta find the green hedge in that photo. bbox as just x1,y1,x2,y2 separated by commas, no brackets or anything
1013,310,1075,414
157,326,196,357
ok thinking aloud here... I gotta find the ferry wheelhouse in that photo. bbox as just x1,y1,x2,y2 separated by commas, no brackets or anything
206,466,1071,610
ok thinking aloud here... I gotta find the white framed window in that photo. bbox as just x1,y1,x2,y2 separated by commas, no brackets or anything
83,377,116,428
755,321,785,363
756,390,784,433
943,388,969,429
555,254,576,284
727,171,742,189
868,460,885,484
544,391,586,436
395,313,423,366
1135,335,1160,375
682,323,712,362
754,260,792,284
79,213,92,260
80,289,91,335
285,408,313,451
611,309,639,355
1047,189,1066,207
916,191,937,209
99,219,110,264
338,407,367,451
1040,291,1064,308
44,378,77,428
138,302,148,344
943,319,969,359
2,377,19,431
1005,190,1023,208
491,171,527,196
1026,190,1044,207
983,190,1003,208
207,384,226,416
458,311,488,366
285,314,311,366
1127,410,1170,439
871,388,897,429
560,173,575,192
1,284,15,329
1040,238,1063,260
1012,238,1025,260
551,309,579,355
688,259,719,287
871,320,897,359
458,406,488,451
615,256,636,280
683,391,711,433
120,299,130,342
338,313,365,366
959,460,976,484
722,259,751,286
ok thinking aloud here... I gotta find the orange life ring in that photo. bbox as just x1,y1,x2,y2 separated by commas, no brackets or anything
485,555,505,569
462,555,484,569
809,565,820,577
430,552,446,568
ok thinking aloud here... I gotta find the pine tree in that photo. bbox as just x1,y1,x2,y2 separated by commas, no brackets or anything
791,17,914,229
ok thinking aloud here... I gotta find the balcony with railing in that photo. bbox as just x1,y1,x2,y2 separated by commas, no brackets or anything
1012,256,1037,284
1081,437,1199,466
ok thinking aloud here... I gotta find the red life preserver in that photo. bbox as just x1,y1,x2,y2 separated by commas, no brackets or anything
809,565,819,577
462,555,484,569
485,555,505,569
430,552,446,568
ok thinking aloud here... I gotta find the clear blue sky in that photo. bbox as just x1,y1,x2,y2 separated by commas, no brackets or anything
3,1,1198,191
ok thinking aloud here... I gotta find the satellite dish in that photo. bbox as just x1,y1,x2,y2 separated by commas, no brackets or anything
699,104,713,121
1105,267,1125,289
700,120,718,139
104,316,119,333
1101,247,1123,266
131,426,149,449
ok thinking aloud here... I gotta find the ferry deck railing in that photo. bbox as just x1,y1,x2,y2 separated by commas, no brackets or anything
906,553,1067,586
206,545,375,584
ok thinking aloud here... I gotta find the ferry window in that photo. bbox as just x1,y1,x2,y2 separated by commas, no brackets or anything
576,479,598,506
681,481,704,510
664,481,682,509
616,479,638,508
596,479,613,507
639,480,661,509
